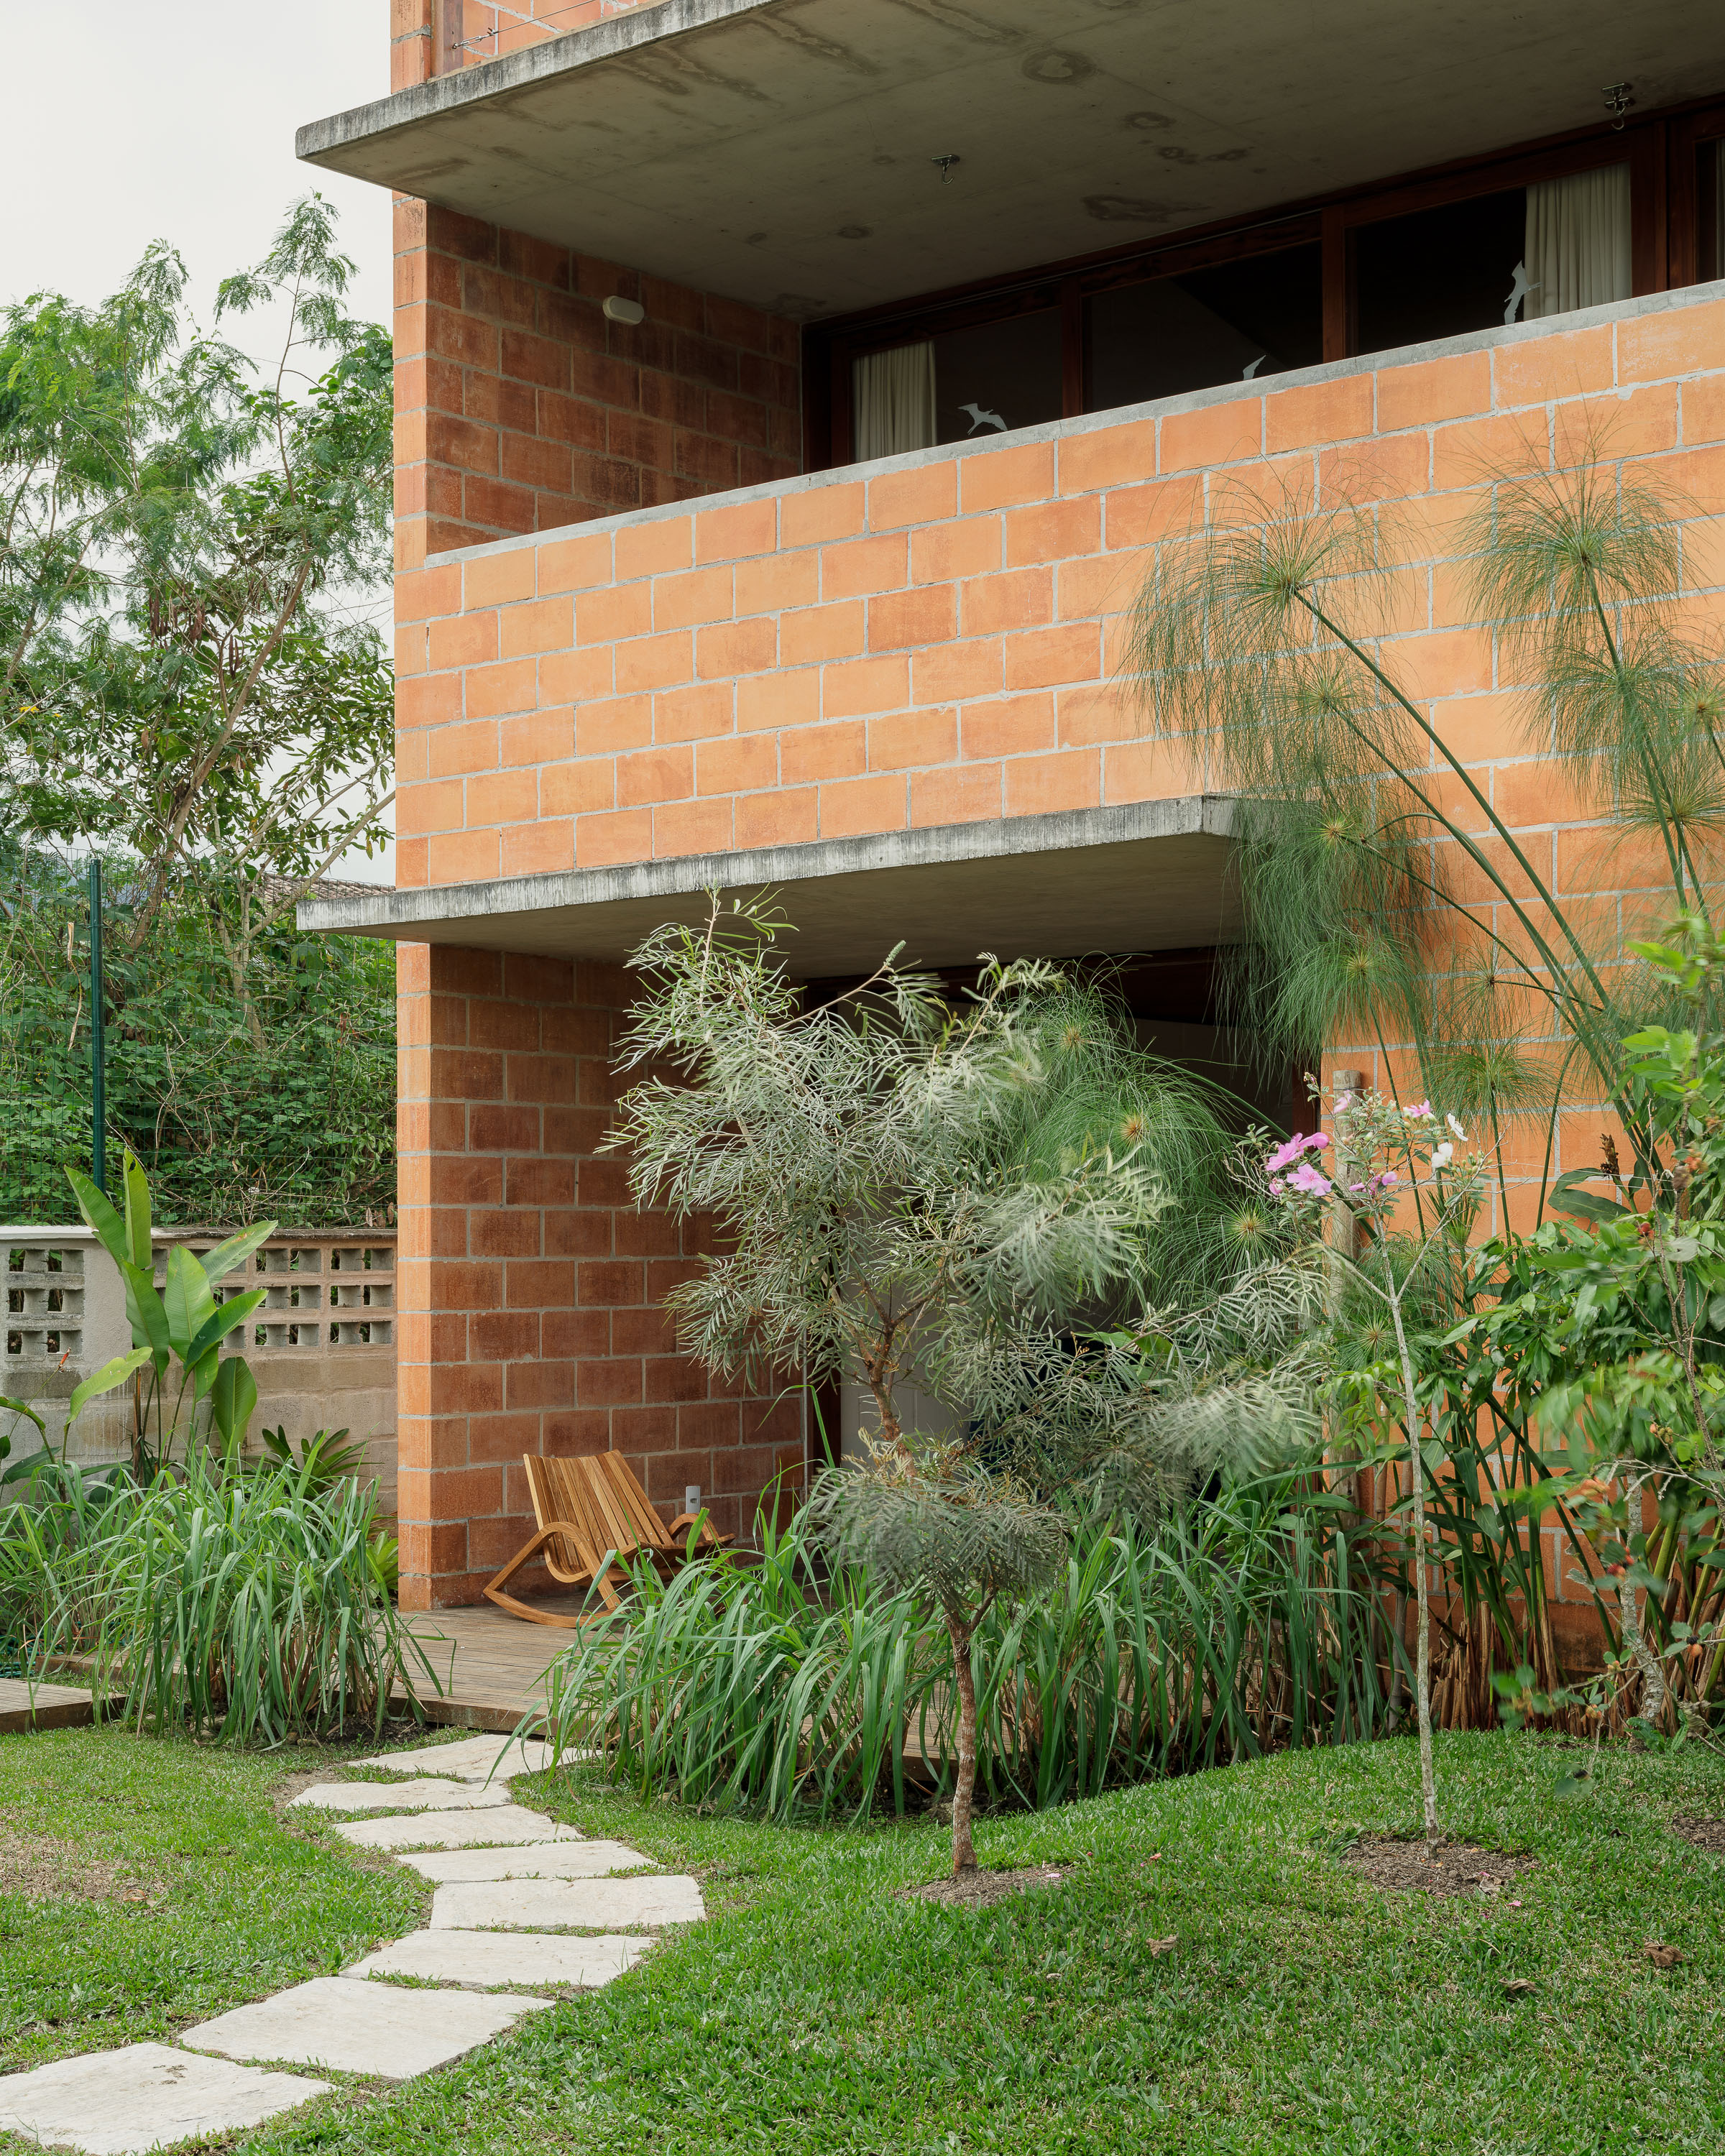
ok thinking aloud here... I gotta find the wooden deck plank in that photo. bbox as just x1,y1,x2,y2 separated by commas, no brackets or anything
394,1602,588,1733
0,1680,116,1734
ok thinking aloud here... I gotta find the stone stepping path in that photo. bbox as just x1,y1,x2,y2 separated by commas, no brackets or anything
430,1874,707,1932
0,1729,704,2152
401,1836,657,1882
289,1777,512,1814
0,2044,329,2155
349,1930,650,1991
181,1976,550,2081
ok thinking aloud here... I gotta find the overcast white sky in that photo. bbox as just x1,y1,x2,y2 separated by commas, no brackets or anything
7,1,400,880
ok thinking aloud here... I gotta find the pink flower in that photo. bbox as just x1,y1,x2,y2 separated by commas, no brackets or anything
1266,1132,1330,1174
1289,1162,1333,1197
1407,1100,1433,1120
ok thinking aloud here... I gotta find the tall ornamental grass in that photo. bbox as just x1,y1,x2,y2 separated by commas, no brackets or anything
1,1456,435,1741
544,1476,1401,1822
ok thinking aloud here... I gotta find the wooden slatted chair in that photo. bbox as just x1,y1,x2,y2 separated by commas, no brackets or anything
482,1452,732,1628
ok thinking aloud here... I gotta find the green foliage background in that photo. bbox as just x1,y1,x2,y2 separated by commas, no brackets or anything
0,842,394,1226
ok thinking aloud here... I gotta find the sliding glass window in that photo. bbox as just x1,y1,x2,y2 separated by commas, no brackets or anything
1085,242,1322,408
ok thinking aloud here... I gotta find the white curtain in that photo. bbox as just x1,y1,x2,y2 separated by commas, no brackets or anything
852,342,936,460
1524,165,1631,320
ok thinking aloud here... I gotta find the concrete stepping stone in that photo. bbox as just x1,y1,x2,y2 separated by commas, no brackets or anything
180,1975,549,2081
430,1874,706,1933
348,1929,650,1991
0,2041,329,2155
400,1838,655,1884
354,1733,553,1782
289,1778,511,1815
336,1805,583,1852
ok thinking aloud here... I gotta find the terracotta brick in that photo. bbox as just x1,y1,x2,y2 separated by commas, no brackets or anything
1104,472,1204,550
737,668,822,734
913,636,1003,706
960,441,1056,513
465,657,539,717
466,769,538,827
615,515,694,581
1003,494,1100,567
1004,750,1101,816
615,630,694,693
698,733,778,794
428,610,499,670
695,497,777,563
1265,374,1373,453
653,680,734,743
502,819,575,875
617,745,694,806
397,673,464,729
735,548,820,616
397,779,464,837
1432,413,1547,491
500,596,574,656
1004,622,1102,692
538,529,614,593
868,584,956,652
1057,418,1159,497
1161,397,1262,471
911,515,1002,586
654,797,734,857
781,722,866,784
576,806,654,866
464,546,536,607
500,707,574,767
962,693,1055,760
1493,326,1614,407
781,482,865,547
960,566,1054,637
575,694,651,755
822,531,909,601
428,719,499,779
540,760,615,816
735,786,818,848
870,707,956,771
819,772,906,838
654,563,734,630
696,616,778,678
428,826,502,883
781,600,865,667
911,763,1003,826
867,460,957,530
1617,298,1725,384
1376,351,1491,433
822,653,911,719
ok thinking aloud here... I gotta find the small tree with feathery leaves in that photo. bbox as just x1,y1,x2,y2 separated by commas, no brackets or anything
607,895,1321,1873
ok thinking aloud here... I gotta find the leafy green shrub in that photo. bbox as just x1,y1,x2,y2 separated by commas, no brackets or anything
1,1453,434,1740
544,1475,1399,1823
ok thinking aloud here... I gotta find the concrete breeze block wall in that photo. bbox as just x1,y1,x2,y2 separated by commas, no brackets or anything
395,944,801,1608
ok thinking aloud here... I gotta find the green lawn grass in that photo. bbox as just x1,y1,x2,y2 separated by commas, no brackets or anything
1,1724,1721,2154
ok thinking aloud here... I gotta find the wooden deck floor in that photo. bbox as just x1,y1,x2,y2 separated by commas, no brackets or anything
395,1599,588,1732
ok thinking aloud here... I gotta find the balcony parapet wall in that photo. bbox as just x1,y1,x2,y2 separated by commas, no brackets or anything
395,280,1725,916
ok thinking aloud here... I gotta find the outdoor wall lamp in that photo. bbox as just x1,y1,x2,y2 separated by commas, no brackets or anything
603,295,645,324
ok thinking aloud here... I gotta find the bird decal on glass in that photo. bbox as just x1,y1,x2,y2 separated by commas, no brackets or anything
1503,261,1541,325
960,402,1007,434
1241,356,1265,379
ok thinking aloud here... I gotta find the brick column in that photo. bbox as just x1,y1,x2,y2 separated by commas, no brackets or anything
395,941,801,1609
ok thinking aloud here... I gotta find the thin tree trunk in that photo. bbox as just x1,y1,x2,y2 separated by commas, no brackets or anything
1618,1565,1668,1733
943,1606,978,1874
1387,1287,1439,1851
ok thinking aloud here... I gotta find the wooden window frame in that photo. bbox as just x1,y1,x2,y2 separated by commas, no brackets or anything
805,94,1723,471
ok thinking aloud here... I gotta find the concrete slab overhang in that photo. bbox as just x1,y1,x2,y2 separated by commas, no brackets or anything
296,0,1724,322
297,798,1241,980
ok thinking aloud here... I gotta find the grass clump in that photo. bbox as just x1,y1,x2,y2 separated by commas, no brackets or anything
546,1478,1401,1822
1,1453,433,1741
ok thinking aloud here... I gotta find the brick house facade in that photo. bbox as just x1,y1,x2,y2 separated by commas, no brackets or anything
302,4,1725,1612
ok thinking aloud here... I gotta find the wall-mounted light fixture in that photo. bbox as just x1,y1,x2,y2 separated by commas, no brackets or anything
602,295,645,325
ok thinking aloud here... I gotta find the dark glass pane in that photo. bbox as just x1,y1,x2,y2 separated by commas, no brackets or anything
1354,188,1525,354
1085,244,1322,413
932,309,1062,443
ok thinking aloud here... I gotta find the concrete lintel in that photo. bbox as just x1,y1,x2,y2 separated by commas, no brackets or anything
298,798,1241,977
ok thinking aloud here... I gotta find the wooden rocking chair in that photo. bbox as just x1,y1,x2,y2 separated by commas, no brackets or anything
482,1452,734,1628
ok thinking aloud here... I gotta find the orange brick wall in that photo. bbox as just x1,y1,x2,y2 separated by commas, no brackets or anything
393,202,801,563
391,278,1725,1611
395,943,802,1608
